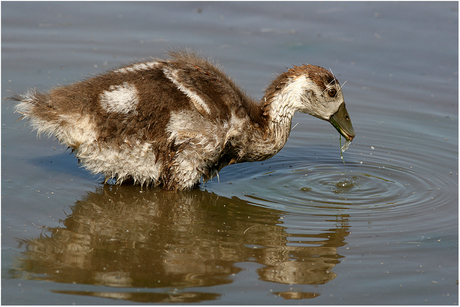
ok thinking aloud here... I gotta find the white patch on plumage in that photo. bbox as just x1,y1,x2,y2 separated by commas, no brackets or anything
57,114,98,148
99,82,139,114
113,61,160,74
162,66,211,116
166,110,225,188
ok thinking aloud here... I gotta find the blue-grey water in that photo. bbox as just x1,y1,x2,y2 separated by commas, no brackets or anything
2,2,457,304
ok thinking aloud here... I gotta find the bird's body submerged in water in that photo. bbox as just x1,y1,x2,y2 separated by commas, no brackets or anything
12,50,355,190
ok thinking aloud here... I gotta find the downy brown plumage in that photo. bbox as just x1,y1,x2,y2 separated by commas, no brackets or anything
12,50,355,190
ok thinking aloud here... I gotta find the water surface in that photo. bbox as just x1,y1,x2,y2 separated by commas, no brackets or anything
2,2,457,304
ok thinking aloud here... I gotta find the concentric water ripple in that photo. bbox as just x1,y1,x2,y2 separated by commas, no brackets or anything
213,112,457,233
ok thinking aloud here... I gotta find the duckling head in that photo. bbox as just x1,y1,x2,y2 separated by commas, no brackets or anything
288,64,355,142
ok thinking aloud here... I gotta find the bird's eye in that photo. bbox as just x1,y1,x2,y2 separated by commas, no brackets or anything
328,88,337,97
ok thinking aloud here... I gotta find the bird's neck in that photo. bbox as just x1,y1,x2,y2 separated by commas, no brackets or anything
265,75,308,134
244,75,307,161
262,98,296,154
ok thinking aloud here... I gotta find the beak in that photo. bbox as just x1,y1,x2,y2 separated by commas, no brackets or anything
329,103,355,142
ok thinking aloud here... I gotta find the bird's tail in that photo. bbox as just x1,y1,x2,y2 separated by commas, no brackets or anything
11,89,64,139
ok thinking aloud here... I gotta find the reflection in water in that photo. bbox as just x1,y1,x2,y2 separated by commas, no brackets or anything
10,185,350,302
274,291,321,300
51,290,220,304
